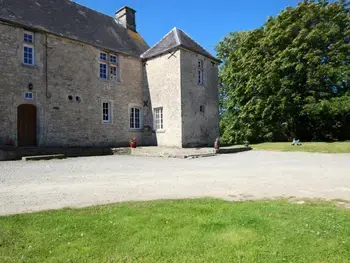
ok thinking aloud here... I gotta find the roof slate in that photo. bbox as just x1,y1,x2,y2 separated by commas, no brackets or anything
0,0,149,57
141,27,220,63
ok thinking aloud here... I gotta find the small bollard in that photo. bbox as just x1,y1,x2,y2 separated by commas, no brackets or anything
214,138,220,153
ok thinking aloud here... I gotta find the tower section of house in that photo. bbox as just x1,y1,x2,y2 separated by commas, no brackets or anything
141,28,221,147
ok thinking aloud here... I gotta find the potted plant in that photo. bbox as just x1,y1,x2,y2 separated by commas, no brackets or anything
129,136,137,148
5,139,13,147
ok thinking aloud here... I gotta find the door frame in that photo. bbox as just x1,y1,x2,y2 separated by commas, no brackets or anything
17,104,38,147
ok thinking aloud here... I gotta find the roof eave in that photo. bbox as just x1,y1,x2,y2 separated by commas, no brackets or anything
0,18,142,59
141,45,221,64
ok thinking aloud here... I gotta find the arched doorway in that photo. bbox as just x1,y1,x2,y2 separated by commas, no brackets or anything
17,104,37,147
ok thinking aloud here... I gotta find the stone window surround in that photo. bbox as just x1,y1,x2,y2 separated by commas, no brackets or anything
128,103,143,130
99,62,108,80
101,100,113,124
23,29,35,66
24,31,34,43
99,52,120,82
24,91,34,100
198,59,204,85
154,107,164,132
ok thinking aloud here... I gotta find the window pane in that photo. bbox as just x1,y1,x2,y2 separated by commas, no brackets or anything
24,33,33,43
130,107,141,129
100,64,107,79
110,66,118,81
100,53,107,61
102,102,111,122
23,46,34,65
110,55,118,64
155,107,163,130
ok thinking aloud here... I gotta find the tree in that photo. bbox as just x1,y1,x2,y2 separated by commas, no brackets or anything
217,0,349,144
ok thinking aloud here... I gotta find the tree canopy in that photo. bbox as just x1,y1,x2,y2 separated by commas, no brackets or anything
216,0,349,144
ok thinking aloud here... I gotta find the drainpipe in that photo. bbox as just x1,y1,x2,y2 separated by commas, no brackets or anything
45,34,51,98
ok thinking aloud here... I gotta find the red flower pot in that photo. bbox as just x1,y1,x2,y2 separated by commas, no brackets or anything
130,141,136,148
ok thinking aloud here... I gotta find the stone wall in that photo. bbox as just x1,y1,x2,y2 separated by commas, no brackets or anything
0,23,148,147
144,50,182,147
0,23,46,146
180,48,220,147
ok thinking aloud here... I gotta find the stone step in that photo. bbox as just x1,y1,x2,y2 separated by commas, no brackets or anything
22,154,66,161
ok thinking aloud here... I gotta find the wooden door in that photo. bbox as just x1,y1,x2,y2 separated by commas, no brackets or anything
17,104,37,147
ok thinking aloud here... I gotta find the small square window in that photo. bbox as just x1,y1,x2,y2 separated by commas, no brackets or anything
110,55,118,64
24,32,34,43
200,105,205,113
24,92,33,100
100,52,107,61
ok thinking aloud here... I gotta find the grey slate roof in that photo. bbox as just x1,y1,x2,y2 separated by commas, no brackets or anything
141,27,221,63
0,0,149,57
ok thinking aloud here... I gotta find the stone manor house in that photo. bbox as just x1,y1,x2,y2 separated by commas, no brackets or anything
0,0,220,148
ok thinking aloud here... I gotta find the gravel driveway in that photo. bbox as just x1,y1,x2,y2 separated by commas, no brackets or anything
1,151,349,215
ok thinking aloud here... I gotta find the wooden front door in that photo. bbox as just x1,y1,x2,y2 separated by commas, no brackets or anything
17,104,37,147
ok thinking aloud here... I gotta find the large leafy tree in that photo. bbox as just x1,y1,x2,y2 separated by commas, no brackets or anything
217,0,349,144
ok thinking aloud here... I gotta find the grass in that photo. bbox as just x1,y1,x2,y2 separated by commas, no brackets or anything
251,142,350,153
1,199,350,263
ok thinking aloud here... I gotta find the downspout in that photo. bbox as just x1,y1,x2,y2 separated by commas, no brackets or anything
45,34,51,98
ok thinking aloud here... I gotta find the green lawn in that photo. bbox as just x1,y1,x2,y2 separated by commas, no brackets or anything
251,142,350,153
1,199,350,263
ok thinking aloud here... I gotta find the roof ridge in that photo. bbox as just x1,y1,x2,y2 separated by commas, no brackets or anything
141,27,177,58
67,0,115,20
177,28,208,54
173,27,181,46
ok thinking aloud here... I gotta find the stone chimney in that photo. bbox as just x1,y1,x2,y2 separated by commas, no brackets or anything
115,6,136,32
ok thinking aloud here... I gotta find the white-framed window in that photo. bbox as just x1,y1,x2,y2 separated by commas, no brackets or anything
100,63,108,80
110,55,118,64
102,102,112,123
110,65,119,82
100,52,107,61
24,31,34,43
130,107,141,129
198,59,204,85
24,92,33,100
23,31,35,66
99,52,120,81
154,107,164,130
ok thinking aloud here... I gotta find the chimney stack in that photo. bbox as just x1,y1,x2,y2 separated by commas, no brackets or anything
115,6,136,32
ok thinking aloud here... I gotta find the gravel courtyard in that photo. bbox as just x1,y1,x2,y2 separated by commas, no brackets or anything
0,151,349,215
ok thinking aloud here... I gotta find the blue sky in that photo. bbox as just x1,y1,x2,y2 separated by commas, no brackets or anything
74,0,302,55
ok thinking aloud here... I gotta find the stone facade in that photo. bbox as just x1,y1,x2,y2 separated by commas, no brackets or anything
143,50,182,147
143,49,219,148
0,23,146,147
0,8,219,149
180,49,220,147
